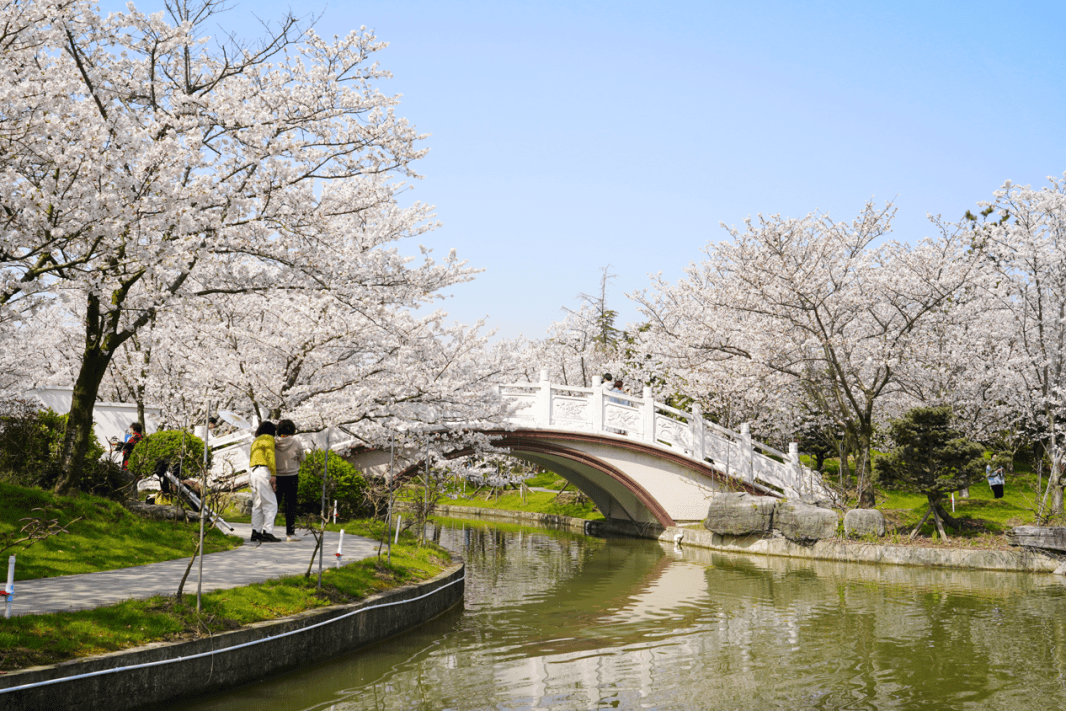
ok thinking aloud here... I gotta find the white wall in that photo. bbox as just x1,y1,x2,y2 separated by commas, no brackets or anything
25,387,160,446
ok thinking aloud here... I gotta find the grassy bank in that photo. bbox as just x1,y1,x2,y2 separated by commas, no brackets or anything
440,489,604,520
878,473,1050,544
431,462,1055,547
0,519,448,672
0,483,240,580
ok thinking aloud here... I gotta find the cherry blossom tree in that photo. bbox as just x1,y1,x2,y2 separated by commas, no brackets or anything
634,202,985,506
968,176,1066,513
0,0,455,492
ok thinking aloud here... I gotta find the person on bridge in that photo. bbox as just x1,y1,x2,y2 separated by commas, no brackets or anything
274,419,306,542
249,421,281,543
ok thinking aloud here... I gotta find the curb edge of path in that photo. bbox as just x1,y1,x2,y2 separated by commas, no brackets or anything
0,558,465,711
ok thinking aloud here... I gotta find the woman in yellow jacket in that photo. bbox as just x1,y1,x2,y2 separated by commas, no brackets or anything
249,421,281,542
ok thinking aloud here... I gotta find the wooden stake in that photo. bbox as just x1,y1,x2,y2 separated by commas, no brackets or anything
932,503,949,540
909,504,935,540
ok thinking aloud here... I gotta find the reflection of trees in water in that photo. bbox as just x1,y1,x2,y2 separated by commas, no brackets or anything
683,550,1066,709
175,523,1066,711
438,522,606,606
437,525,1066,709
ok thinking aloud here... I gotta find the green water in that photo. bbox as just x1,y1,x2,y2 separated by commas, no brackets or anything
167,521,1066,710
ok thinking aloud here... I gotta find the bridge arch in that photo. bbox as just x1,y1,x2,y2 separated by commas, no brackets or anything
341,374,831,526
351,429,749,526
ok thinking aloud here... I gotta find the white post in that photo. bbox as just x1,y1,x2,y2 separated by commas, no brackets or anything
591,376,604,433
789,442,801,495
691,403,705,461
336,529,345,559
740,423,754,486
537,368,552,426
642,386,655,443
197,397,209,614
4,555,14,619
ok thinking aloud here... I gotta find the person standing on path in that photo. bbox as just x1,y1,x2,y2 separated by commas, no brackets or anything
249,421,281,543
274,419,306,542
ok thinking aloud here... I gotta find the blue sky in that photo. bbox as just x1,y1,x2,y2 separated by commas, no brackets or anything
101,1,1066,338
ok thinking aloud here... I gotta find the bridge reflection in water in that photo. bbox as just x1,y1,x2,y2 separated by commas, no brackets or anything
159,520,1066,711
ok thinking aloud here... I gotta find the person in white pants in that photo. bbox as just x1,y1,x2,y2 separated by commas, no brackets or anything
248,420,281,543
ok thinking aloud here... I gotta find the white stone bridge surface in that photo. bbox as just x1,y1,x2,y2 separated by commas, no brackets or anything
345,372,832,528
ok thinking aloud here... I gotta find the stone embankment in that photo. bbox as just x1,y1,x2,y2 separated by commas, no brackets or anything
0,560,465,711
432,503,1063,574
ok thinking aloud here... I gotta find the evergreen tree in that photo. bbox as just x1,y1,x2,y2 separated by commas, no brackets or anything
875,407,986,539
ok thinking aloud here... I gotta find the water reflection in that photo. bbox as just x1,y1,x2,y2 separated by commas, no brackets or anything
159,520,1066,711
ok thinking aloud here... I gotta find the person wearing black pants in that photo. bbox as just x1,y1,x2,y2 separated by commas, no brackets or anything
987,465,1005,500
274,419,307,541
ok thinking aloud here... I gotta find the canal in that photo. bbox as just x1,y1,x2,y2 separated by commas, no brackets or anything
163,519,1066,710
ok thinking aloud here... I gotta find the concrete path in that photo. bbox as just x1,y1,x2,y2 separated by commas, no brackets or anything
7,524,380,617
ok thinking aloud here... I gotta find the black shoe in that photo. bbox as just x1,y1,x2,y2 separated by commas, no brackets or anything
260,532,282,543
251,530,262,542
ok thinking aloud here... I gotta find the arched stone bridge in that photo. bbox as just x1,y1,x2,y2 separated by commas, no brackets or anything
346,372,832,527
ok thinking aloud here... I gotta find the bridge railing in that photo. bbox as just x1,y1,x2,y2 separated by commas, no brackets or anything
497,371,830,503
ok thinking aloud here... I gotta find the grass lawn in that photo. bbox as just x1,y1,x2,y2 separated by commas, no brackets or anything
438,489,604,520
0,519,449,671
796,452,1059,541
0,482,241,581
522,471,569,490
876,470,1053,542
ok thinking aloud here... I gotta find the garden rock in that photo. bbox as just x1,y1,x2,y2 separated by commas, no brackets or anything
773,500,839,542
125,499,188,522
224,492,253,517
704,492,776,536
844,508,886,538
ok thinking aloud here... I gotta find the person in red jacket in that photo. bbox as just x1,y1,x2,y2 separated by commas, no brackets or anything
119,422,144,470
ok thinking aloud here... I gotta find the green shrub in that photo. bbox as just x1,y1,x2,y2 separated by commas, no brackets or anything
0,400,106,490
127,430,207,480
297,450,367,520
79,456,132,500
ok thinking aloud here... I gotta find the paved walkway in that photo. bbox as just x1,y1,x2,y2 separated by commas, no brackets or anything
7,524,379,617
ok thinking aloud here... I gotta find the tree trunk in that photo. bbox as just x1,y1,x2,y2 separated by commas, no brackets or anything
856,427,875,508
933,499,964,531
136,388,146,432
136,338,151,429
1051,456,1064,515
55,346,113,495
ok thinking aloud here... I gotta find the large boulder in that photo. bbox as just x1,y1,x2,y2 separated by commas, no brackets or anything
704,492,777,536
844,508,886,538
773,500,839,542
1007,526,1066,552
